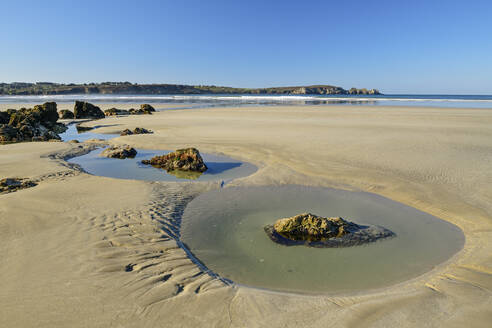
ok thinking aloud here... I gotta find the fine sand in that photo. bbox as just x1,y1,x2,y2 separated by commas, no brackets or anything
1,105,491,327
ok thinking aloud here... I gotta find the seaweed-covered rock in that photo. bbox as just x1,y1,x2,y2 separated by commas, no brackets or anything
100,145,137,159
0,124,22,143
104,108,128,116
8,102,59,129
141,148,207,172
0,178,37,194
273,213,354,240
120,127,153,136
140,104,155,113
0,111,11,124
0,102,67,143
58,109,74,119
73,101,105,119
265,213,395,248
128,104,155,115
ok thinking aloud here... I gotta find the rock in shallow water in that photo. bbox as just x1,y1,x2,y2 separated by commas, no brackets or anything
265,212,395,248
100,145,137,159
141,148,208,172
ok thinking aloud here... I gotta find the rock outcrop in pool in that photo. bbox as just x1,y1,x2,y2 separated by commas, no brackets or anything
141,148,208,173
100,145,137,159
265,212,395,248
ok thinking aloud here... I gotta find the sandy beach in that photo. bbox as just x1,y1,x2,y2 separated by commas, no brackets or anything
1,104,491,327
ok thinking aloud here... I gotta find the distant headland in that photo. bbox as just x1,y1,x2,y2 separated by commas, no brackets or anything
0,82,381,96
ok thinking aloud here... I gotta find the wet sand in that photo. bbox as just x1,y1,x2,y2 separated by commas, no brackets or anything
1,104,491,327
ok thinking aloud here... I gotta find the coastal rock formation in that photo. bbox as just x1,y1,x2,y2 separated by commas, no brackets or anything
0,102,67,143
100,145,137,159
140,104,155,113
265,213,395,247
128,104,155,115
58,109,74,119
105,105,155,116
120,127,153,136
348,88,380,95
104,108,128,116
141,148,207,172
0,178,37,194
73,101,105,119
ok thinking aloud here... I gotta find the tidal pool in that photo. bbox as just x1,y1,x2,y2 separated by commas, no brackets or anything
181,185,464,294
68,148,257,182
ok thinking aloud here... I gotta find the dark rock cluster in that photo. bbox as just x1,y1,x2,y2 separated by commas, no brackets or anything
104,104,156,116
0,178,37,194
73,101,105,119
104,108,128,116
120,127,153,136
129,104,156,115
0,102,67,143
141,148,208,172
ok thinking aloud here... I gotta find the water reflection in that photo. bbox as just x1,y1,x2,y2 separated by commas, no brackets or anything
59,123,119,142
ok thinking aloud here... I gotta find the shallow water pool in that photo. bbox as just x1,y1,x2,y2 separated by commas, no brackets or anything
181,185,464,294
59,123,118,142
68,148,257,182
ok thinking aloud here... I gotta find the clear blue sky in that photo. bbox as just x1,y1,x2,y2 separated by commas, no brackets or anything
1,0,491,94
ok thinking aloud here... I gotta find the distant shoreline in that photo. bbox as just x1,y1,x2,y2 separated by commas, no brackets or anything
0,82,380,96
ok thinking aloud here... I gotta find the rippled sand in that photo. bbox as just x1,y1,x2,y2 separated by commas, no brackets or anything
1,104,491,327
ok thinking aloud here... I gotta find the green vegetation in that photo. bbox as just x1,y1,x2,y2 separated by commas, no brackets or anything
0,82,381,95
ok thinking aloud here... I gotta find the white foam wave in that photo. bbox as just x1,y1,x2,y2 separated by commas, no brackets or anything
1,94,492,103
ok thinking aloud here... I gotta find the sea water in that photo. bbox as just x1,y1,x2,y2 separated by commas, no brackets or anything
1,94,492,109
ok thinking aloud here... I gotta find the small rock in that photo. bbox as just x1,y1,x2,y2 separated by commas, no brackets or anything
128,104,155,115
58,110,74,119
120,127,153,136
104,108,128,116
140,104,155,113
100,145,137,159
0,178,37,194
